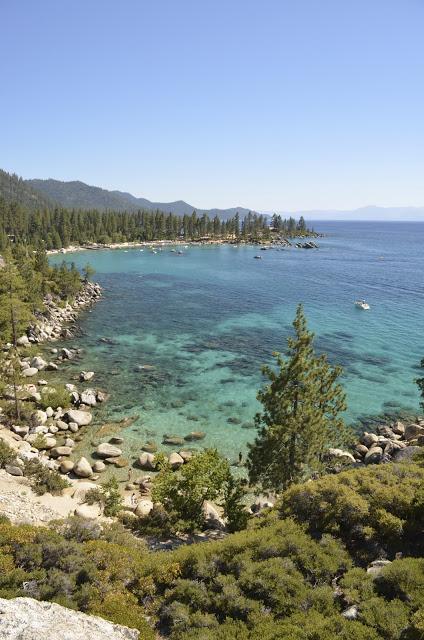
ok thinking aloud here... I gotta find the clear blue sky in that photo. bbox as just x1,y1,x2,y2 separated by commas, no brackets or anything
1,0,423,211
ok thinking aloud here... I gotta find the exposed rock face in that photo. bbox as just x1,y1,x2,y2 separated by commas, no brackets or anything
0,597,139,639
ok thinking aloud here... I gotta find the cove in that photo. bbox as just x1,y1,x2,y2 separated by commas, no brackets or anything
50,221,424,462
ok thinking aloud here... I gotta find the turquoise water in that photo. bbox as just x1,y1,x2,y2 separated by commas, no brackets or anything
50,222,424,462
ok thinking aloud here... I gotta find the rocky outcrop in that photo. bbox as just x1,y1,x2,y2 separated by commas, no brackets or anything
0,597,139,639
347,417,424,466
27,281,102,344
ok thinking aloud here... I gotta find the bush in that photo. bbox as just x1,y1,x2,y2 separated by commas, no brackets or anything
0,439,16,468
38,386,71,410
85,477,122,517
279,461,424,562
23,459,70,495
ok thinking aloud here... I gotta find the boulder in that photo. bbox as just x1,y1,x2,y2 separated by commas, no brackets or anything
110,436,124,444
184,431,206,441
80,371,95,382
138,452,156,470
32,410,48,426
202,500,226,530
134,499,154,517
65,383,77,392
30,356,47,370
96,390,107,403
355,444,369,456
46,362,59,371
50,446,73,458
367,559,392,576
179,450,194,462
65,409,92,426
93,460,106,473
360,432,379,447
96,443,122,458
5,465,24,477
45,406,54,418
59,460,75,474
0,597,139,640
72,481,99,502
22,367,38,377
56,419,69,431
392,421,405,436
327,448,356,463
73,457,93,478
364,446,383,464
61,347,74,359
16,335,29,346
168,452,184,469
74,504,102,520
11,425,29,436
141,441,157,453
404,423,424,441
341,605,358,620
393,446,421,462
162,435,185,446
81,389,97,406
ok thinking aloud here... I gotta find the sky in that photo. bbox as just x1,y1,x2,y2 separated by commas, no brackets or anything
1,0,424,212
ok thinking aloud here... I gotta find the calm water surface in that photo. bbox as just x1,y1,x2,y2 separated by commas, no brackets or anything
50,221,424,462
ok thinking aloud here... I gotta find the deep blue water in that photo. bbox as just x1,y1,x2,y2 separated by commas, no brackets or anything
50,221,424,462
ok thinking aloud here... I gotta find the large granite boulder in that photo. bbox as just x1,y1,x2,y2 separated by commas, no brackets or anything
73,457,93,478
0,597,139,639
65,409,93,426
96,443,122,458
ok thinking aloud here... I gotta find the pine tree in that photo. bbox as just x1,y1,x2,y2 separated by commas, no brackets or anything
0,252,33,345
247,304,347,493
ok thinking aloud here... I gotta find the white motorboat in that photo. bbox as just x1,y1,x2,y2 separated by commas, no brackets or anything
355,300,370,310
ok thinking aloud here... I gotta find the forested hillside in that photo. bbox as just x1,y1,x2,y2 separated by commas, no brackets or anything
0,170,52,211
27,177,255,219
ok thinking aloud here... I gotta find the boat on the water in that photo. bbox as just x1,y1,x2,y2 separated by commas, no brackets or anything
254,255,262,259
355,300,370,310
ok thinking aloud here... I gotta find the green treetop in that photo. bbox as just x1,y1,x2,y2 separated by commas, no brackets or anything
247,303,347,493
0,250,33,345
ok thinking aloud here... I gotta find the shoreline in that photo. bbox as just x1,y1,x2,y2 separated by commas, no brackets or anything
47,233,321,255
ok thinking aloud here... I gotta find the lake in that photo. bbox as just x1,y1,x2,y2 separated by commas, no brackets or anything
50,221,424,463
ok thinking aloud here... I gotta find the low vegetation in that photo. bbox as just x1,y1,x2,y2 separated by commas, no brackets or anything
0,457,423,639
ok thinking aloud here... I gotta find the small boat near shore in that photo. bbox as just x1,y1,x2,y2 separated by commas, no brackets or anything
355,300,370,310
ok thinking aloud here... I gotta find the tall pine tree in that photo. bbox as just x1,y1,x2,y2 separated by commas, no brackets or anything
247,304,347,492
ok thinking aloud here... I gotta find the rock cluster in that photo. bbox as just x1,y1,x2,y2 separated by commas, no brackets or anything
353,418,424,465
26,281,102,344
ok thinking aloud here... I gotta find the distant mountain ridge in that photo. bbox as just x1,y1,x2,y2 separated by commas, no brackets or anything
26,178,255,220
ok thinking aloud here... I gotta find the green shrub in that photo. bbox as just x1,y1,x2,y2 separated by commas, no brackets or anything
38,386,71,410
23,459,70,495
0,439,16,467
85,476,122,517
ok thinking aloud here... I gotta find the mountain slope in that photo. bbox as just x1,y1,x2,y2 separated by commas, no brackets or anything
0,169,53,210
27,178,254,219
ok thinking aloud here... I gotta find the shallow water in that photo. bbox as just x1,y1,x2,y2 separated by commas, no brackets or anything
50,222,424,462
